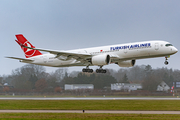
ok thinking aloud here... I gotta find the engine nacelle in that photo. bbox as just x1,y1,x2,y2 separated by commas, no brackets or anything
116,60,136,67
91,54,111,66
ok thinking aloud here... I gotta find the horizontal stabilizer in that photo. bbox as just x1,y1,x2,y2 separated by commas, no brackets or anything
6,56,34,62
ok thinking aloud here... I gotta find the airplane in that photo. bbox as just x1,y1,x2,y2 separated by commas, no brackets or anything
6,34,178,73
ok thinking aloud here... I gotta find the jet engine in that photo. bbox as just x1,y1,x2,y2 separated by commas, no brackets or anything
91,54,111,66
116,60,136,67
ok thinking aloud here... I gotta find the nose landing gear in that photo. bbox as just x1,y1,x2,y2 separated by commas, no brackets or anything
164,61,169,65
164,56,169,65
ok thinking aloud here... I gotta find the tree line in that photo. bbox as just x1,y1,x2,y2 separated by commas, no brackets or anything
0,64,180,92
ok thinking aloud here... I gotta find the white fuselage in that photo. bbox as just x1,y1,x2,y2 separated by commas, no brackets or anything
24,40,178,67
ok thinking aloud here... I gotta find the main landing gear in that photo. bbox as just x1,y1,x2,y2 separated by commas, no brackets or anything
82,67,93,73
164,56,169,65
96,66,107,73
96,69,107,73
82,66,107,73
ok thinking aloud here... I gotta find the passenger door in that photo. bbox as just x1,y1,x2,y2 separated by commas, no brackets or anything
155,43,159,50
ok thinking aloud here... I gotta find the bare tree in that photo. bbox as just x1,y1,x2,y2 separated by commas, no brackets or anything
120,73,129,83
142,72,162,92
12,74,32,89
35,78,47,92
11,64,47,90
54,68,68,82
20,64,46,79
3,86,10,93
0,76,3,84
115,68,128,82
46,74,58,88
69,71,80,78
127,65,146,82
54,87,62,93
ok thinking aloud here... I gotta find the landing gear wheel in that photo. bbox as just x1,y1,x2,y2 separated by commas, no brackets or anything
102,70,106,73
164,61,169,65
87,69,93,73
82,68,87,72
96,69,106,73
82,68,93,73
96,69,100,73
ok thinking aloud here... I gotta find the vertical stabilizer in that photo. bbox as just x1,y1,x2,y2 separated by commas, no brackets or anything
15,34,42,58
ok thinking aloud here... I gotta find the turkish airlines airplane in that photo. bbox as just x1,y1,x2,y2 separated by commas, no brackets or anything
7,34,178,73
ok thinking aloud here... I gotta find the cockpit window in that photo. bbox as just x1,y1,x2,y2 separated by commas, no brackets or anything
165,44,173,47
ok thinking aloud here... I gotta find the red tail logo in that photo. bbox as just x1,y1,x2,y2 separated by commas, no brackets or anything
15,34,42,58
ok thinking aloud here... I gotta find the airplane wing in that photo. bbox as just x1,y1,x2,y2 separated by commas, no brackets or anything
21,45,92,60
6,57,34,63
36,48,91,58
20,45,121,63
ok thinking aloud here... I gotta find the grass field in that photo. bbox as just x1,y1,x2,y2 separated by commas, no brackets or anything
0,95,176,98
0,100,180,119
0,100,180,111
0,113,180,120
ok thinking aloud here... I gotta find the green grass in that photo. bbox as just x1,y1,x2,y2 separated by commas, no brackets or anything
0,100,180,111
0,95,176,98
0,113,179,120
0,100,180,119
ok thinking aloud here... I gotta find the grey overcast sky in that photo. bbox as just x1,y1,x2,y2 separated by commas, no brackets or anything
1,0,180,75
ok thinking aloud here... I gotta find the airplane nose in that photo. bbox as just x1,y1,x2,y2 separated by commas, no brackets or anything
172,47,178,53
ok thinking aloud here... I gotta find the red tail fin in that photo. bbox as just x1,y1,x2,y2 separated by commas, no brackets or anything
15,34,42,58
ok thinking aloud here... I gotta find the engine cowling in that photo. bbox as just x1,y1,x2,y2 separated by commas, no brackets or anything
91,54,111,66
116,60,136,67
